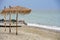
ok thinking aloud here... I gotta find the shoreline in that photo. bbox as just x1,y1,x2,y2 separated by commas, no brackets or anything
0,23,60,32
27,23,60,32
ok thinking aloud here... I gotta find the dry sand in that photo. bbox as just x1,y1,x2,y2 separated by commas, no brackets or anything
0,25,60,40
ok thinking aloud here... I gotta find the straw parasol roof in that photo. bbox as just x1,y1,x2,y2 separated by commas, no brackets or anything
1,6,31,14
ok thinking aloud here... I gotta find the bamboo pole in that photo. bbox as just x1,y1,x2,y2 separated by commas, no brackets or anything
16,13,18,35
4,14,6,31
9,13,11,33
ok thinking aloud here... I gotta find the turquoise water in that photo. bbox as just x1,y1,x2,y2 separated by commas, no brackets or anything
0,11,60,27
18,11,60,27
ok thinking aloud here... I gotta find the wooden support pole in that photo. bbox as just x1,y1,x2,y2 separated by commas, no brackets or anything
4,14,6,31
16,13,18,35
9,13,11,33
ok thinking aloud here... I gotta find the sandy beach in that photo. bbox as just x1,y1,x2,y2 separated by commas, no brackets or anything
0,25,60,40
0,0,60,40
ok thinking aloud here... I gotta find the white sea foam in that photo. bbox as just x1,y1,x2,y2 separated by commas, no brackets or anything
0,23,60,32
27,23,60,32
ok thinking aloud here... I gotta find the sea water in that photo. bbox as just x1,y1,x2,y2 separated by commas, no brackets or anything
18,11,60,27
0,11,60,27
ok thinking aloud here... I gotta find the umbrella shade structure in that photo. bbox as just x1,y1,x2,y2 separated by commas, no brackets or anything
1,6,31,35
1,6,31,14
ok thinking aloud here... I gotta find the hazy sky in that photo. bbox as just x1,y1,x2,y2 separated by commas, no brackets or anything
0,0,60,10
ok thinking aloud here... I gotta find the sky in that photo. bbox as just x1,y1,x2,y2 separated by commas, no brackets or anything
0,0,60,10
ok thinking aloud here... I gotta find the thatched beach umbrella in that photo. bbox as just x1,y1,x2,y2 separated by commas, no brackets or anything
1,6,31,35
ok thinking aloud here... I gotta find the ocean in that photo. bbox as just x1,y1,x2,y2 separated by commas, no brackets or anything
0,10,60,27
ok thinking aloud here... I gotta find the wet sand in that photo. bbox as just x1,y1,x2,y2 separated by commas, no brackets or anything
0,25,60,40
